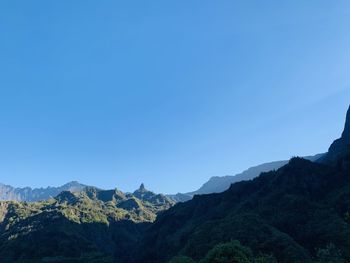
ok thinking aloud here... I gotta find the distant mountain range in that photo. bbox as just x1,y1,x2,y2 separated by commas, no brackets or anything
1,105,350,262
0,181,173,212
0,181,86,202
1,155,325,204
169,153,325,202
1,153,323,204
0,183,174,262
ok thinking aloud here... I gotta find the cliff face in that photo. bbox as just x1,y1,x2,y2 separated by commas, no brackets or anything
0,202,8,223
320,105,350,164
342,105,350,139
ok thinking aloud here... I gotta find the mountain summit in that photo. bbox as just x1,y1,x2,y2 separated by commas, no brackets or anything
133,184,174,206
138,183,146,192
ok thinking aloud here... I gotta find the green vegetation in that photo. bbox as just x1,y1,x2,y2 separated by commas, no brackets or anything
2,106,350,263
137,158,350,263
167,241,277,263
200,241,261,263
2,158,350,263
0,186,173,263
315,243,347,263
168,255,196,263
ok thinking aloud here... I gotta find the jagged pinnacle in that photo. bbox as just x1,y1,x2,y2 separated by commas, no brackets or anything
139,183,146,191
321,105,350,163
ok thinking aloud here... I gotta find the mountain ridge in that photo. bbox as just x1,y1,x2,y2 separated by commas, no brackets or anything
133,105,350,263
1,106,349,262
0,181,87,202
1,156,325,204
169,153,324,202
0,183,175,262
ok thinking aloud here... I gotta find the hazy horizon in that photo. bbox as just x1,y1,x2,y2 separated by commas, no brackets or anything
1,1,350,193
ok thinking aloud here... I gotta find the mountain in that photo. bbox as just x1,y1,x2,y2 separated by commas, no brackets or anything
138,157,350,263
0,181,86,202
319,105,350,165
2,106,350,263
167,192,193,203
1,154,322,205
133,183,175,206
0,181,176,207
134,106,350,263
169,154,324,202
190,154,324,195
0,185,174,263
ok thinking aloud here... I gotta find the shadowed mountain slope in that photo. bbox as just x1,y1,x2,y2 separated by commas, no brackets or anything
136,106,350,263
138,158,350,263
319,105,350,165
169,154,324,202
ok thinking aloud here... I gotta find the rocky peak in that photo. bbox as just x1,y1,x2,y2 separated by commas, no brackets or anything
320,105,350,164
133,183,155,201
341,106,350,139
139,183,146,191
55,191,78,205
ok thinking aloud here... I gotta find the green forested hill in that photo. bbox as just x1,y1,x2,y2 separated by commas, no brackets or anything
0,185,174,263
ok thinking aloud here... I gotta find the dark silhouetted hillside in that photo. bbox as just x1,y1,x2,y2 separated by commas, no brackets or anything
136,106,350,263
169,154,324,202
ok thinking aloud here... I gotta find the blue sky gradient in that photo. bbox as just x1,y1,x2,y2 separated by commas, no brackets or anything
1,1,350,193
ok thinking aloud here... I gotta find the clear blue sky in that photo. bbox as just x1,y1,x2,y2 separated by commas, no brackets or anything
1,1,350,193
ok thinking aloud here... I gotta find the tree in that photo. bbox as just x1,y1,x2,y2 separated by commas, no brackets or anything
200,241,253,263
168,255,196,263
316,243,346,263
